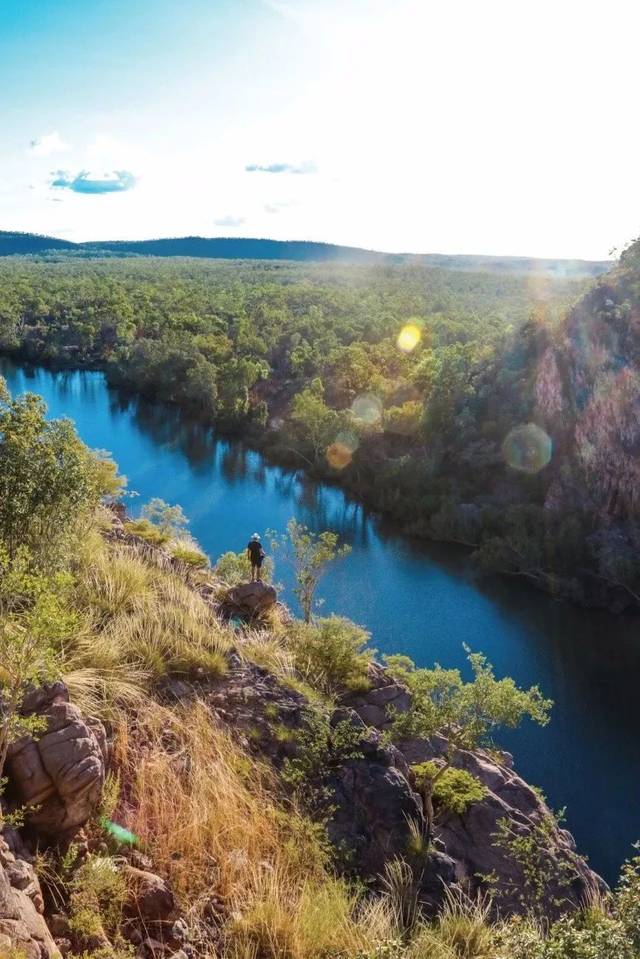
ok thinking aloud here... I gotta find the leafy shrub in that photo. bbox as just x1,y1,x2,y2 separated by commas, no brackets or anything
411,762,487,816
214,549,273,585
281,712,364,816
614,848,640,951
286,615,373,694
542,911,634,959
486,812,583,918
68,855,127,945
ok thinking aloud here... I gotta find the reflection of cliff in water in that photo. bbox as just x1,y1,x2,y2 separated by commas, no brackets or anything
109,388,218,469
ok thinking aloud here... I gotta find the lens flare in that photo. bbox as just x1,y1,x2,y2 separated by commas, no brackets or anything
326,430,359,470
351,393,382,425
100,818,139,847
397,323,422,353
336,430,359,453
502,423,552,474
326,442,352,470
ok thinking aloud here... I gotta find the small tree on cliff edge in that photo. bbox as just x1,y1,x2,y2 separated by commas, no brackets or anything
385,645,552,845
268,519,351,623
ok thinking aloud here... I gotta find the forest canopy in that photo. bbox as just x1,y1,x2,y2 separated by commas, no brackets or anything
1,252,636,607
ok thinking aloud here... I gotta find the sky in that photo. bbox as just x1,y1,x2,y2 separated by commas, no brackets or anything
0,0,638,259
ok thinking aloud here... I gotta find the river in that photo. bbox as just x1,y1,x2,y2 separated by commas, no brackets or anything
2,356,638,885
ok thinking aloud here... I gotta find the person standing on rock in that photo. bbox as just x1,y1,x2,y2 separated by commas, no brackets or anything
247,533,265,582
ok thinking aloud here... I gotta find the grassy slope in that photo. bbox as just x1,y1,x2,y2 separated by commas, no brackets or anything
44,510,639,959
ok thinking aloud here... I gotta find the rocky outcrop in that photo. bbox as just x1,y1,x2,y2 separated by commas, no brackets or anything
5,683,108,838
326,725,425,877
0,837,58,959
222,581,278,621
346,665,606,916
340,662,411,730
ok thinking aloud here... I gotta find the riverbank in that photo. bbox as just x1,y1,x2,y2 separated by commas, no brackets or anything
3,345,636,615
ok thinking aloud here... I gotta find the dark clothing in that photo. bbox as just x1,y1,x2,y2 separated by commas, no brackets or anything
247,540,264,567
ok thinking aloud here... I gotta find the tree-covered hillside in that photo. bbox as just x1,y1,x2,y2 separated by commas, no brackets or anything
0,249,636,607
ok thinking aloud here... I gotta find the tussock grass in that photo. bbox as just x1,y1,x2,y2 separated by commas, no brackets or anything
409,890,496,959
60,537,230,716
112,701,398,958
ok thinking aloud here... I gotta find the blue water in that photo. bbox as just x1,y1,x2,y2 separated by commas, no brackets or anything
2,357,638,885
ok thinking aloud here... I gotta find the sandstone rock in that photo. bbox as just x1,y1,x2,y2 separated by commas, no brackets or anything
398,736,606,915
223,581,277,620
336,662,605,915
327,732,424,877
6,684,108,838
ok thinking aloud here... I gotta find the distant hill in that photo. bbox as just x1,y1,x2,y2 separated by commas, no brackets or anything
0,230,612,277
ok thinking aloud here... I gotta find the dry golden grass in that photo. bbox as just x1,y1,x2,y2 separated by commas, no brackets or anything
112,701,397,959
57,520,529,959
60,537,230,717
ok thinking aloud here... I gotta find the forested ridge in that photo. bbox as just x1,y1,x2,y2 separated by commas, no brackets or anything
0,230,612,274
0,248,637,608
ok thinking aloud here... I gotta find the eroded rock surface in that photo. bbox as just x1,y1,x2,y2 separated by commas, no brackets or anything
6,683,108,838
348,665,606,915
0,837,58,959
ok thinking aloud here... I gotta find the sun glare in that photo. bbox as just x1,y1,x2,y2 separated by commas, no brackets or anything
397,323,422,353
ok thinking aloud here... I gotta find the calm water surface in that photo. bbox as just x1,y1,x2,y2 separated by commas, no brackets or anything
2,357,638,885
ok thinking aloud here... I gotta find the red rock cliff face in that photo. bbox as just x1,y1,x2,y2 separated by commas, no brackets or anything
548,253,640,520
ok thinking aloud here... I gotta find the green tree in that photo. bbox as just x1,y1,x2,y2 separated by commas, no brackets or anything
268,519,351,622
385,646,552,843
289,380,340,464
0,381,122,562
141,498,189,539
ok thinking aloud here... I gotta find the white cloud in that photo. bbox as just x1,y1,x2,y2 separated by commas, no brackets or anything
28,131,71,158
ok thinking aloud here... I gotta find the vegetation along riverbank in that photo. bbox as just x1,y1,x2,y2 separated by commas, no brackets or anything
0,243,638,611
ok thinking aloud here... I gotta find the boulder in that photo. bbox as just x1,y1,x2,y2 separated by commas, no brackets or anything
340,662,411,731
223,581,277,620
122,866,178,923
0,839,58,959
6,684,108,839
339,664,606,915
326,730,425,877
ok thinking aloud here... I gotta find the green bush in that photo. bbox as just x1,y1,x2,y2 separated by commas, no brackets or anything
287,615,373,694
542,911,634,959
124,518,169,546
68,855,127,945
411,762,487,816
214,549,273,585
